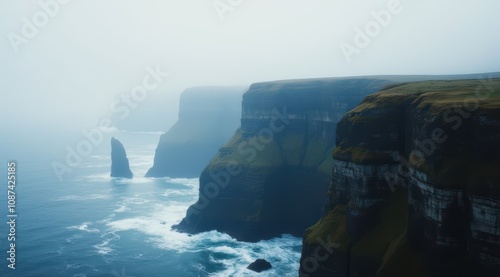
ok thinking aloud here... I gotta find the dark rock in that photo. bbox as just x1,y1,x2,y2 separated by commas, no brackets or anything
110,137,133,178
174,78,394,241
300,78,500,276
146,86,245,178
247,259,272,273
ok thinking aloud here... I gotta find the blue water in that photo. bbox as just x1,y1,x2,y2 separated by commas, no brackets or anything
0,131,302,277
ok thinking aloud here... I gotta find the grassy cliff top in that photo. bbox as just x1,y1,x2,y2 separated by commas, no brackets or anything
336,78,500,194
351,79,500,114
247,72,500,93
243,78,392,108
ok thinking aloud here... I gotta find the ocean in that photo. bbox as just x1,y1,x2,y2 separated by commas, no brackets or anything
0,130,302,277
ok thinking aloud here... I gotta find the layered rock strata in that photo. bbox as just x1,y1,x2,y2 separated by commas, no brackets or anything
300,79,500,276
174,78,393,241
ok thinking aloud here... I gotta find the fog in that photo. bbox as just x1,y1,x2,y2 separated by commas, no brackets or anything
1,0,499,132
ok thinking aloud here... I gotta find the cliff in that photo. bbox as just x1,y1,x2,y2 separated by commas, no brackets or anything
110,137,133,178
174,78,394,241
146,86,246,178
300,78,500,276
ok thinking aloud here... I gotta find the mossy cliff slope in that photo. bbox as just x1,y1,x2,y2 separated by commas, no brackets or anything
146,86,245,178
300,78,500,277
174,78,393,241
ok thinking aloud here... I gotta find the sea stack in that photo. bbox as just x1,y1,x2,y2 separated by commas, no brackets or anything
110,137,133,179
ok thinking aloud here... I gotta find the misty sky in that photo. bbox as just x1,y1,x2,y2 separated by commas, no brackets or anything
1,0,500,131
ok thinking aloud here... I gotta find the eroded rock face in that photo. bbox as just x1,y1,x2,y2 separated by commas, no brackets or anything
174,78,393,241
146,86,245,178
111,137,133,179
300,79,500,277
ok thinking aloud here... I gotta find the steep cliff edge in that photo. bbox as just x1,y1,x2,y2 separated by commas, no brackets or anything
111,137,133,178
174,78,393,241
146,86,245,178
300,78,500,276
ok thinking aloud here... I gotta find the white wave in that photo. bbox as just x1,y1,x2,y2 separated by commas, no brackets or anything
209,235,302,277
79,173,113,182
97,177,301,276
102,178,225,253
162,189,189,197
76,162,110,169
67,222,100,233
93,232,120,255
113,205,129,213
165,177,199,186
66,234,83,243
207,245,246,257
106,203,194,252
55,194,112,201
112,196,150,213
78,173,155,184
93,241,113,255
121,196,150,205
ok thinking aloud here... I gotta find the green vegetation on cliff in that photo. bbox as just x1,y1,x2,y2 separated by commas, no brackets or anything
335,78,500,193
350,79,500,114
332,146,394,164
206,129,334,176
350,190,408,259
178,77,395,241
304,204,350,252
302,77,500,276
303,190,425,276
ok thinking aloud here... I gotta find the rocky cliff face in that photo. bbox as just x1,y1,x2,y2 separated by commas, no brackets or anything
111,137,133,178
174,78,393,241
146,86,245,178
300,78,500,276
